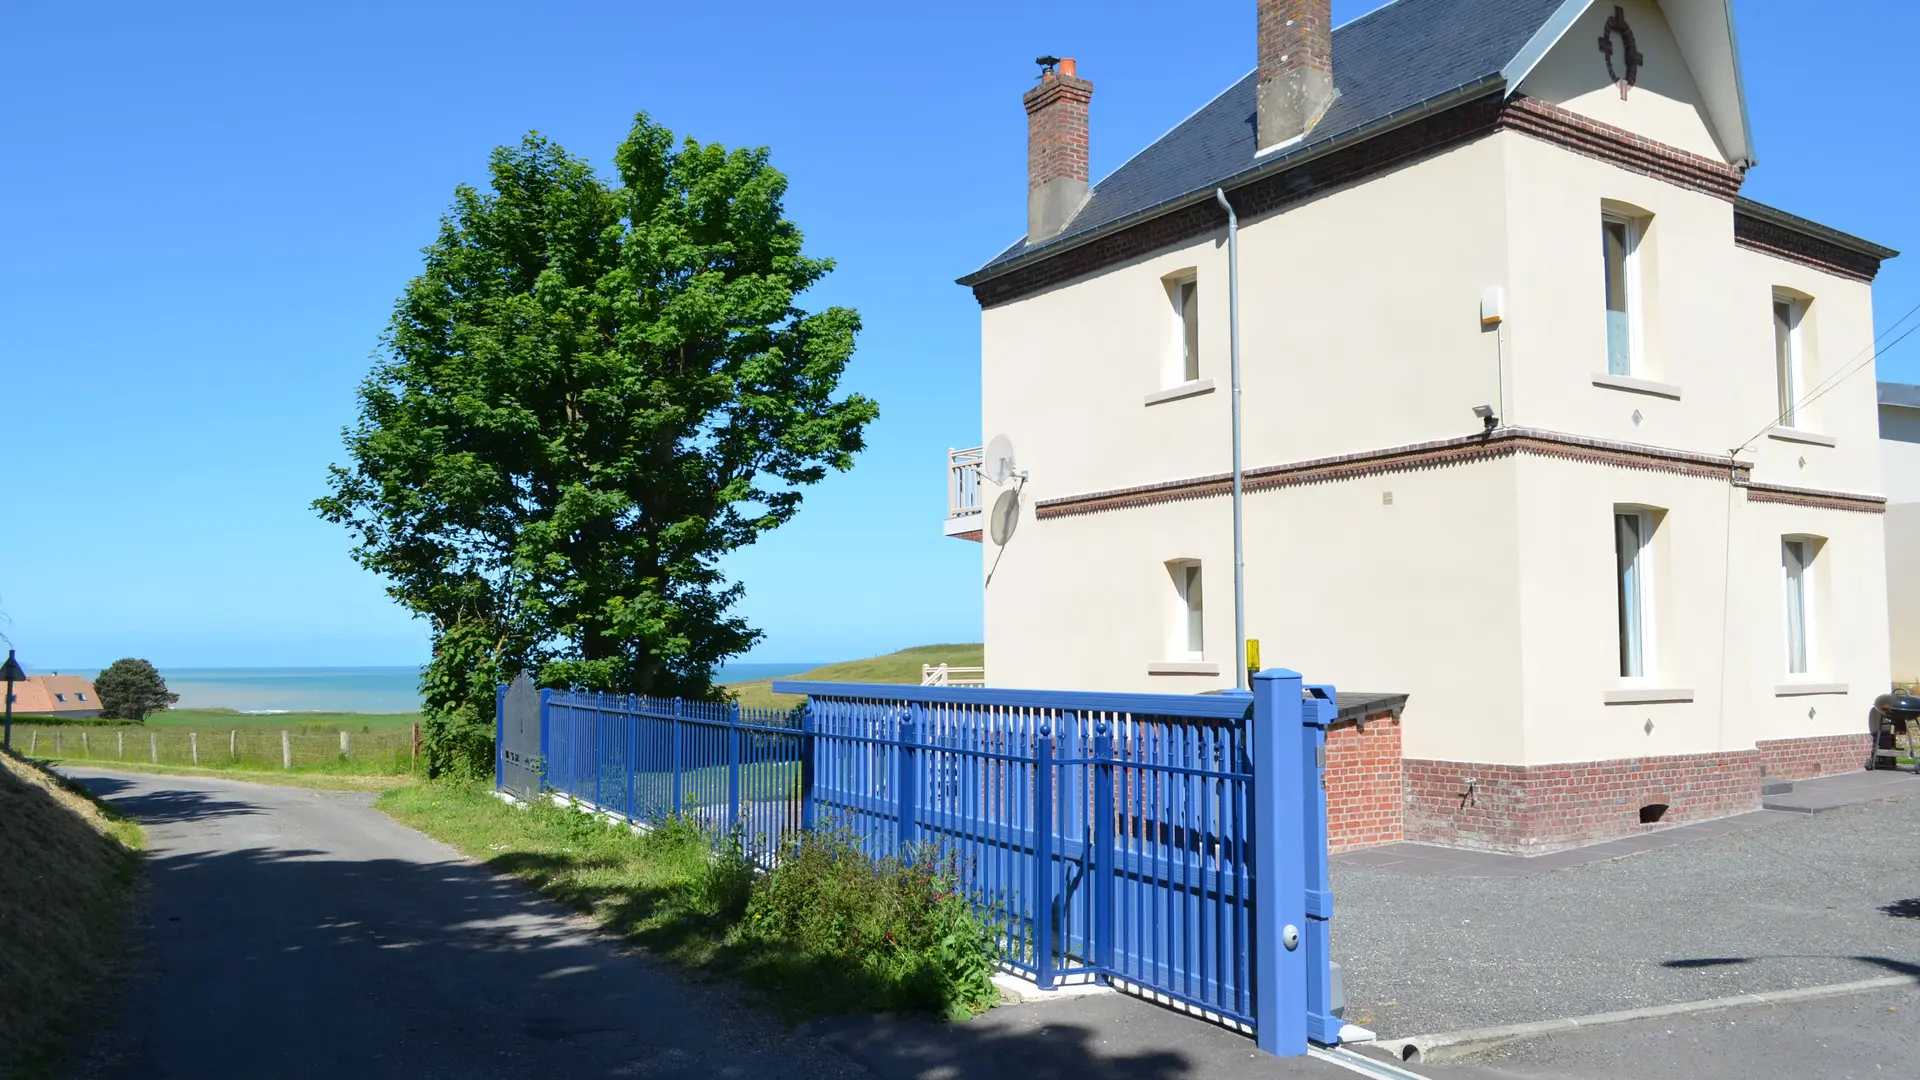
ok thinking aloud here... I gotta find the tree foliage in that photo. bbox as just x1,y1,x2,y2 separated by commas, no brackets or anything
93,658,178,722
316,115,876,777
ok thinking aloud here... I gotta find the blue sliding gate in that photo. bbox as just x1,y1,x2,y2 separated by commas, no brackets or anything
497,668,1339,1057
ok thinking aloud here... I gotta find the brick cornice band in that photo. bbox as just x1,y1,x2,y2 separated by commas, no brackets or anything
1744,481,1887,514
1496,94,1746,201
1733,213,1887,283
1034,427,1756,520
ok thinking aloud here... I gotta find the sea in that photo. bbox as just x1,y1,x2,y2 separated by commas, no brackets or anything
34,662,826,715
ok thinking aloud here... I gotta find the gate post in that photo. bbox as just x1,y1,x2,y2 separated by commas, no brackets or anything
627,695,640,821
594,693,604,810
495,683,508,790
799,702,817,833
1033,719,1056,990
1302,684,1339,1046
671,699,684,817
1251,668,1306,1057
897,703,922,854
538,688,554,794
729,701,743,828
1092,716,1115,979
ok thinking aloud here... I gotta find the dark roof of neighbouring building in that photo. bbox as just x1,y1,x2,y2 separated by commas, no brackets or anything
1881,382,1920,410
963,0,1571,283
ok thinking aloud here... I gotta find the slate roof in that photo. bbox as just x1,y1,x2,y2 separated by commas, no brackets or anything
1882,382,1920,410
964,0,1570,282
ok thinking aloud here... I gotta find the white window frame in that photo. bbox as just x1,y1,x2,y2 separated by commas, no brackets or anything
1773,293,1806,428
1602,212,1644,377
1164,273,1200,387
1782,537,1816,677
1167,559,1204,661
1614,509,1657,681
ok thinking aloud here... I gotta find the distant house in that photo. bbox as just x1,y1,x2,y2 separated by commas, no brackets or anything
8,674,103,719
1883,382,1920,680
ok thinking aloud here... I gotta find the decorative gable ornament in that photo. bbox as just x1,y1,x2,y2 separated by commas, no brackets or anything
1598,6,1643,100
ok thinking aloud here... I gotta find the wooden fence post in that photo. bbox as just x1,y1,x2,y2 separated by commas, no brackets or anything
117,731,124,758
190,732,198,765
282,730,291,770
29,730,37,755
149,732,158,763
340,730,350,760
81,731,89,757
411,722,420,769
230,729,237,759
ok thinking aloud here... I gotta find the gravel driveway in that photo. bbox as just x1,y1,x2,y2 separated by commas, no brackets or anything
1331,793,1920,1037
60,768,871,1080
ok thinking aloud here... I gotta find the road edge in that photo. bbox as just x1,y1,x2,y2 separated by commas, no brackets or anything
1369,974,1919,1063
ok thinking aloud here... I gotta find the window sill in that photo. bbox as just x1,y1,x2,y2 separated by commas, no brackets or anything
1590,373,1683,400
1775,681,1848,697
1145,379,1215,407
1602,686,1695,705
1766,426,1838,448
1147,661,1221,676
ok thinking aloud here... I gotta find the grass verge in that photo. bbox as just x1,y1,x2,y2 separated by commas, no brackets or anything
379,782,998,1021
40,758,419,792
0,749,143,1079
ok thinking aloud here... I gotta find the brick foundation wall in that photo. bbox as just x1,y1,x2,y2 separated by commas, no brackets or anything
1403,751,1763,854
1325,711,1403,853
1757,733,1872,781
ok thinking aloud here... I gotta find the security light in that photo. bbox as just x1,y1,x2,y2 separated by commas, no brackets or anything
1472,404,1498,432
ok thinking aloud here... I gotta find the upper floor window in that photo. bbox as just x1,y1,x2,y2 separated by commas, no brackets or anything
1602,212,1643,376
1165,274,1199,385
1773,294,1806,427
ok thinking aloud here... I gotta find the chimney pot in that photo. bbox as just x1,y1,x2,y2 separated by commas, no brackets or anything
1258,0,1334,151
1023,58,1093,243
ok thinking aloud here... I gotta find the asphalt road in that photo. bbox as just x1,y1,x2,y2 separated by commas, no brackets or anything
1420,985,1920,1080
59,768,871,1080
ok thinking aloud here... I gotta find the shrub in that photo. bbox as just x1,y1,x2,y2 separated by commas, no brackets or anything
739,830,998,1020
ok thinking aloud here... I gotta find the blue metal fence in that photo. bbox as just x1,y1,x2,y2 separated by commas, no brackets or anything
498,669,1337,1057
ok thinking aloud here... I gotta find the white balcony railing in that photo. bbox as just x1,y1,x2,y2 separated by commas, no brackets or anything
922,663,987,687
944,446,983,539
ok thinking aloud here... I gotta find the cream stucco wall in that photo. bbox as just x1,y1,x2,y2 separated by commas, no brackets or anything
972,0,1891,768
1519,0,1729,161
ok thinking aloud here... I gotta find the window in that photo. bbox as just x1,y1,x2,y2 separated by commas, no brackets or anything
1169,561,1204,659
1783,538,1812,674
1602,213,1642,376
76,692,87,701
1615,511,1653,678
1774,295,1805,426
55,693,66,702
1167,275,1199,384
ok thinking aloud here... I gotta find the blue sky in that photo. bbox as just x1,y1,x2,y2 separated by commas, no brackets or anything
1,0,1913,669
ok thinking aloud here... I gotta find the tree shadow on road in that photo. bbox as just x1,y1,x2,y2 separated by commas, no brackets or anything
61,773,264,825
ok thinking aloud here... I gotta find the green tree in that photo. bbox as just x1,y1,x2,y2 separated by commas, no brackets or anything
316,115,877,777
93,658,178,722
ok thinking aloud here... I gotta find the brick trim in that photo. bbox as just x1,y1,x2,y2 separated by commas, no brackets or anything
1743,481,1887,515
1034,427,1750,521
1404,751,1762,854
1496,94,1745,201
1734,212,1887,283
1757,733,1873,781
1326,711,1404,853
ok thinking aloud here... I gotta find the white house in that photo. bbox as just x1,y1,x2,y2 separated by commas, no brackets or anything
946,0,1899,853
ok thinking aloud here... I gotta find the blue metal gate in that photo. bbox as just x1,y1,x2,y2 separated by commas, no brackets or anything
499,668,1338,1056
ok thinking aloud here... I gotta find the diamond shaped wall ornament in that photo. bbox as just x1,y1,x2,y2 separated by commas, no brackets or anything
1631,408,1644,426
1808,706,1817,720
1644,718,1655,735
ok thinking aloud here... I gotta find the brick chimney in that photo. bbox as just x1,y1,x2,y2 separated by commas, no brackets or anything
1023,58,1093,243
1257,0,1333,152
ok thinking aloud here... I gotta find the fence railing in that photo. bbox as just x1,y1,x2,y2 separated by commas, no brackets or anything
10,724,419,772
948,445,983,519
919,663,987,687
500,670,1338,1058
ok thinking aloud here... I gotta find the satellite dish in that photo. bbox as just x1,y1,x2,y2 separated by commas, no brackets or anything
988,489,1021,546
984,434,1019,486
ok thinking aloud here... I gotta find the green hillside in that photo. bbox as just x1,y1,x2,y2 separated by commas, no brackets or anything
725,644,984,710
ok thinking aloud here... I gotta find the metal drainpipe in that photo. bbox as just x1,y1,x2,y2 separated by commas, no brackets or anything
1215,188,1246,691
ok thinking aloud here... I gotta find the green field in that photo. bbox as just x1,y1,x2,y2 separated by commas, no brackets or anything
724,644,983,710
7,708,421,730
12,722,420,777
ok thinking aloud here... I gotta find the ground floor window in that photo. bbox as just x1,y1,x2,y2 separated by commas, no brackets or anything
1167,560,1204,660
1782,537,1814,674
1615,511,1653,678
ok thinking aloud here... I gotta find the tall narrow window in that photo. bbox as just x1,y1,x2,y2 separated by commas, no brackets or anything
1168,276,1199,384
1615,511,1650,677
1783,539,1811,674
1774,296,1804,426
1602,214,1640,376
1174,562,1204,659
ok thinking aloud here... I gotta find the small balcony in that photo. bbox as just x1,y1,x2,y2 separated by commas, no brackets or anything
944,445,983,541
